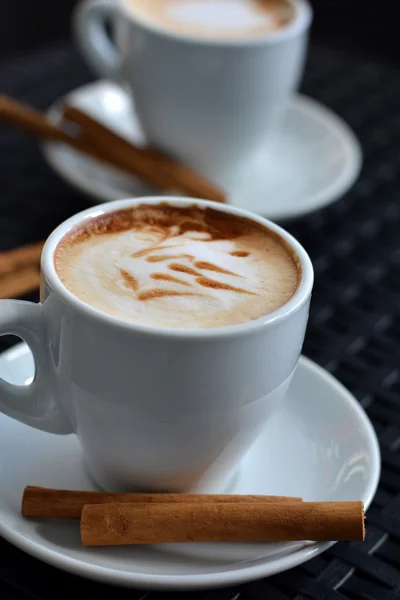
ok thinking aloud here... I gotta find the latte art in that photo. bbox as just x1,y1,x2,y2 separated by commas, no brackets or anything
126,0,294,39
55,204,300,329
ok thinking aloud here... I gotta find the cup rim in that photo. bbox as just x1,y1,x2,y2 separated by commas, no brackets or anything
42,197,314,339
118,0,313,47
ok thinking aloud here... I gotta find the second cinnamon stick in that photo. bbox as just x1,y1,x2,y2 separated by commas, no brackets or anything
0,241,44,278
0,266,40,299
22,486,302,519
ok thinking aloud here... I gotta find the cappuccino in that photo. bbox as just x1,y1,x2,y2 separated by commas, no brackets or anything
55,204,300,329
126,0,294,39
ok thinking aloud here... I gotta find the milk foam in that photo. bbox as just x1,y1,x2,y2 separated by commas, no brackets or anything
168,1,274,31
128,0,293,39
55,206,300,329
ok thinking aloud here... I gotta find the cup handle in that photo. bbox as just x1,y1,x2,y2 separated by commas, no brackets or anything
0,300,73,434
73,0,120,80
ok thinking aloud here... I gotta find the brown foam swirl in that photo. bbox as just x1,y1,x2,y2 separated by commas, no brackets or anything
120,269,139,291
137,290,200,301
230,251,250,258
55,203,301,329
168,263,202,277
193,261,242,278
195,276,254,295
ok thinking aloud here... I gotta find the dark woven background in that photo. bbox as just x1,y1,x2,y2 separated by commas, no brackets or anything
1,39,400,599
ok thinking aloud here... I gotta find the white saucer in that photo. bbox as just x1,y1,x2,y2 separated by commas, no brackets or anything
42,81,362,221
0,343,379,590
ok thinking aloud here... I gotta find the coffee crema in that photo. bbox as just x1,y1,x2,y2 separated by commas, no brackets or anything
55,204,300,329
126,0,294,39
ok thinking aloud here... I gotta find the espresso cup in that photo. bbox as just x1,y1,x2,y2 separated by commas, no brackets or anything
73,0,312,181
0,197,313,492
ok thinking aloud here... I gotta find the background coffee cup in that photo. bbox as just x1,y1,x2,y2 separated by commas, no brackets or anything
73,0,313,182
0,197,313,493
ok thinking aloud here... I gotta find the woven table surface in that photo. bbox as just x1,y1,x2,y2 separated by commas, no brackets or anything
0,41,400,599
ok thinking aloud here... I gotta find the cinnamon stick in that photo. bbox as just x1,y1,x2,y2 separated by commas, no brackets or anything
22,486,302,519
80,501,365,546
61,105,226,203
0,265,40,299
0,241,44,278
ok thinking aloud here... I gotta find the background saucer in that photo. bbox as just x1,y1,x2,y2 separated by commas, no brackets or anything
42,81,362,221
0,344,379,590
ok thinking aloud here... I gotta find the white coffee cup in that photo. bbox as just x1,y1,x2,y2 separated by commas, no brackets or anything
73,0,312,181
0,197,313,492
